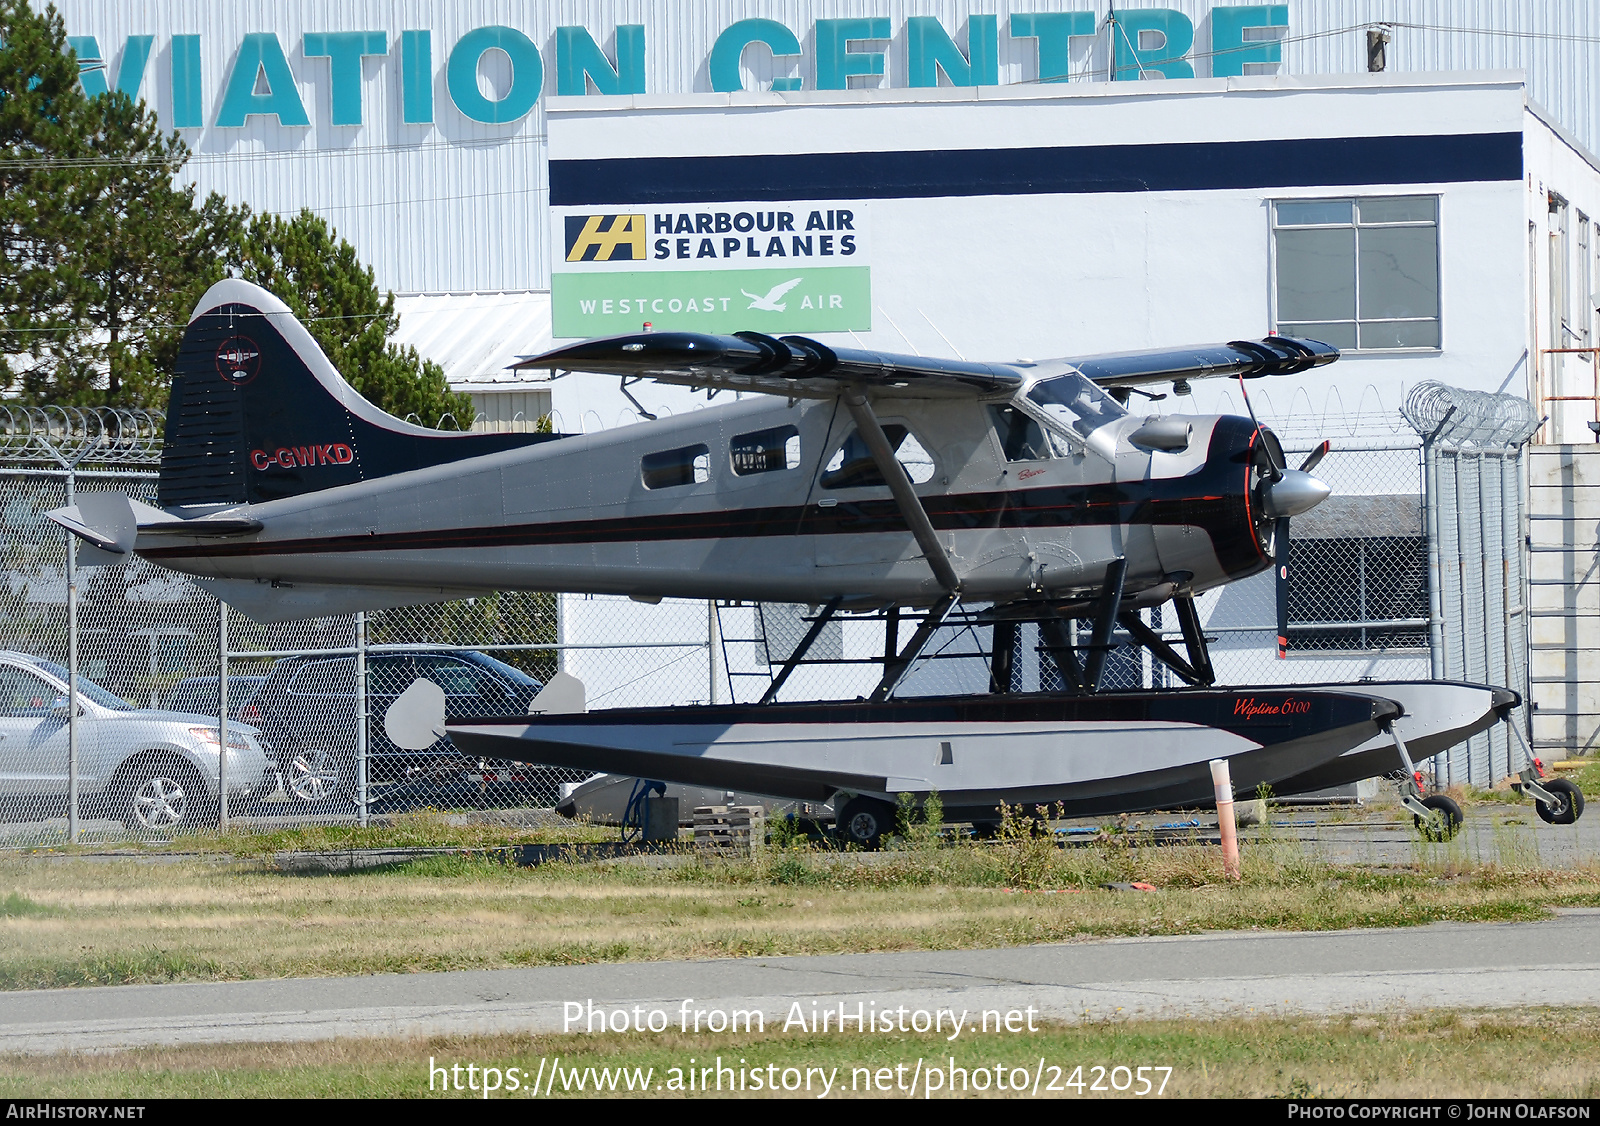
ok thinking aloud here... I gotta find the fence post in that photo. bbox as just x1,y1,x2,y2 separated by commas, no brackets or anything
356,611,368,827
1422,440,1446,683
707,600,719,705
65,468,79,845
218,600,229,831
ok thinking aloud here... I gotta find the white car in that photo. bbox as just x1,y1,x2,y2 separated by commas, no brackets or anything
0,651,273,832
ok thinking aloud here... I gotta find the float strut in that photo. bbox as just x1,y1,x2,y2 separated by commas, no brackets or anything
1117,610,1205,686
1081,558,1128,692
1172,593,1216,685
871,592,960,702
990,620,1017,694
759,596,843,705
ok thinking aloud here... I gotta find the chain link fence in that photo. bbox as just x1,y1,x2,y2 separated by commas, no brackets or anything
0,391,1542,845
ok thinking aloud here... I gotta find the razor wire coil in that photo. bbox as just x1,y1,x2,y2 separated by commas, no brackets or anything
0,406,164,466
1401,381,1540,447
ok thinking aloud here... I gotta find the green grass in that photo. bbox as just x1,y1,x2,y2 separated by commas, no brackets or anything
1573,759,1600,799
2,820,1598,990
1,891,52,918
5,1011,1600,1098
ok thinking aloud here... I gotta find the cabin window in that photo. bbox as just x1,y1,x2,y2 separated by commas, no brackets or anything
821,425,934,489
1025,373,1126,442
1273,196,1440,350
641,444,711,489
988,405,1053,461
730,425,801,475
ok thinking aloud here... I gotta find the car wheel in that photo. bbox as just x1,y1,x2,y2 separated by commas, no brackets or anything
285,746,348,804
118,759,213,833
1535,778,1585,825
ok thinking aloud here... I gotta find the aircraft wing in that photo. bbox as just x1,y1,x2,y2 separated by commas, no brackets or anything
1065,336,1339,389
513,331,1023,400
513,331,1337,401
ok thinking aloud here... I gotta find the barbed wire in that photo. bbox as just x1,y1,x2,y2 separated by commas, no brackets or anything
1402,381,1541,448
0,405,164,466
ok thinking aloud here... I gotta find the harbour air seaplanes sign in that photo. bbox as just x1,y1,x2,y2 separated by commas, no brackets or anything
550,203,871,337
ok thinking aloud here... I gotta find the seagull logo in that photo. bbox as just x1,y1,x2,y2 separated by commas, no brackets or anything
742,277,803,312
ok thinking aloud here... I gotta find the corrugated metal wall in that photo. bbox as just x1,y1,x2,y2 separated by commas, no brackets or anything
49,1,1600,294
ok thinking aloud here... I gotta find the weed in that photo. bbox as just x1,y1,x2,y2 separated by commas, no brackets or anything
766,813,808,852
1,892,52,918
994,800,1063,888
1574,760,1600,800
895,790,944,850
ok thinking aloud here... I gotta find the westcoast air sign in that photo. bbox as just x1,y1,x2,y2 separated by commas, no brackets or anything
552,204,870,337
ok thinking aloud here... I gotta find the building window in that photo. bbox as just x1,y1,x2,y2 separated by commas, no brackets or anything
641,444,710,489
1551,194,1571,350
1578,212,1592,346
1273,197,1440,350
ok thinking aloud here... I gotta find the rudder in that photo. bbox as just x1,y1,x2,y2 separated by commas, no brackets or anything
160,279,558,510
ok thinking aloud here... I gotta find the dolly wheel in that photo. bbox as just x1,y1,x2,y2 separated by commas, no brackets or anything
1414,794,1464,842
1535,778,1585,826
837,797,895,851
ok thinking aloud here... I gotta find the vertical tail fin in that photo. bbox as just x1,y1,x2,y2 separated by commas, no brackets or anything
160,280,559,510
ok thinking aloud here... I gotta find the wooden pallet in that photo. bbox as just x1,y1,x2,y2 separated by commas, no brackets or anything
693,804,765,856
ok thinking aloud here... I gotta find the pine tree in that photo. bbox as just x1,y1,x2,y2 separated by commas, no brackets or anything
2,3,472,423
0,0,237,407
69,91,241,407
231,209,474,429
0,0,92,394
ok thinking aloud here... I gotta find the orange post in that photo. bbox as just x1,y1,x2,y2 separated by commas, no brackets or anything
1210,758,1241,880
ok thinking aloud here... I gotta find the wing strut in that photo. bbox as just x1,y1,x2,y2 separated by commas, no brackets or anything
841,390,961,595
836,387,963,703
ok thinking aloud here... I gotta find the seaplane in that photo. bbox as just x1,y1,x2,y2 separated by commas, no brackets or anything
48,279,1564,845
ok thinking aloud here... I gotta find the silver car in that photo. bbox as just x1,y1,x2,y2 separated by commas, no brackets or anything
0,651,272,832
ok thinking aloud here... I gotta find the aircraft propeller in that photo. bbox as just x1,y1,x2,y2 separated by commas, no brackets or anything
1228,372,1332,659
1269,441,1331,659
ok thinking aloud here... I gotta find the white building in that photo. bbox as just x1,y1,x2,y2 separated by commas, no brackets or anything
44,2,1600,743
45,2,1600,432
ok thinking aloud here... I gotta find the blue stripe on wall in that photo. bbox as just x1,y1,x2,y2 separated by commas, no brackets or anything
550,132,1523,206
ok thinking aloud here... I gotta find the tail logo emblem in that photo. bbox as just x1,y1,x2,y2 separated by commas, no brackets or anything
215,336,261,386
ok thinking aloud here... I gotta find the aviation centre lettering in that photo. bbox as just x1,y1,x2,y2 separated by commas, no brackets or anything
553,205,869,336
63,6,1289,131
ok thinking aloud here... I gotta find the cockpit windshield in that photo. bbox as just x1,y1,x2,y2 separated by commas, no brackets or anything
1025,372,1128,442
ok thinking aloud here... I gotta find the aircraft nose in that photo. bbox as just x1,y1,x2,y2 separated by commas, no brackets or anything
1263,470,1331,518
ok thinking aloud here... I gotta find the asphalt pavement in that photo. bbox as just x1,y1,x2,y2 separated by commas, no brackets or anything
4,912,1599,1053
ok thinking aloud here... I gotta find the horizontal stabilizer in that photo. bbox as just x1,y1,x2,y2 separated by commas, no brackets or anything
136,517,264,538
48,492,263,560
516,331,1337,399
191,577,492,624
46,502,130,554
